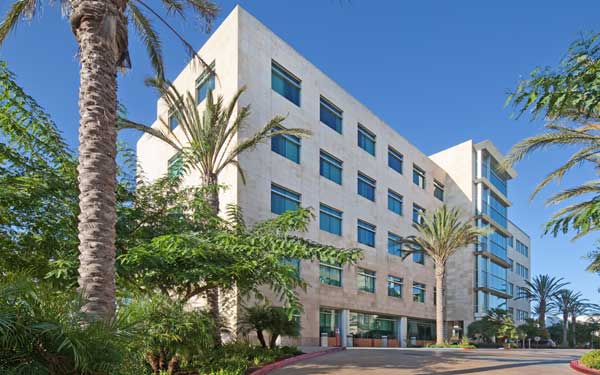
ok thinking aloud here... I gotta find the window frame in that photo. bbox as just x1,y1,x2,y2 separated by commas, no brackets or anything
270,183,301,215
271,126,301,163
357,172,376,201
357,219,376,247
195,62,216,105
387,275,403,298
320,96,343,133
167,152,183,178
413,165,426,189
357,123,376,156
319,150,343,185
387,232,402,257
319,262,342,287
412,282,426,303
357,268,376,293
433,180,444,201
412,203,426,225
271,60,301,106
387,189,403,216
319,203,343,235
388,147,404,174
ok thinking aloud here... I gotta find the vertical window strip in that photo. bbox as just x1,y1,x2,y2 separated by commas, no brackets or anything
271,61,301,106
357,124,376,155
320,96,343,133
387,189,403,215
388,147,403,174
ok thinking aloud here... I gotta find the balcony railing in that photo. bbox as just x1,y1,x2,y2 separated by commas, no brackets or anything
478,238,508,262
477,271,507,294
480,201,508,228
483,163,508,197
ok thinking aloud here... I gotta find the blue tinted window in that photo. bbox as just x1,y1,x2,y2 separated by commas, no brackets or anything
388,232,402,257
196,65,216,104
271,128,301,163
167,152,183,178
357,172,376,201
272,61,301,106
320,263,342,287
357,219,376,247
413,251,425,265
388,275,403,298
516,240,529,257
413,165,426,189
412,204,425,224
271,184,300,214
320,204,342,235
320,150,342,184
388,147,403,174
388,189,403,215
358,124,376,156
320,97,342,133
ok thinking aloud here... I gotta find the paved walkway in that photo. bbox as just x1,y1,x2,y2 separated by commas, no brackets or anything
272,348,587,374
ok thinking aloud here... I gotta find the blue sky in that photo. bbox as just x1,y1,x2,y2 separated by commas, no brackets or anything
1,1,599,307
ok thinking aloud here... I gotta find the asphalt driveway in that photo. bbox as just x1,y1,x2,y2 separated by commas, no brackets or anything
271,348,587,375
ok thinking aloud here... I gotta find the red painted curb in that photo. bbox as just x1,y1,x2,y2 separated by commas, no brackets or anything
249,347,345,375
570,360,600,375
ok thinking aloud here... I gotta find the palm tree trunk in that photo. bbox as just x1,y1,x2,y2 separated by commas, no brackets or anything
571,314,577,348
538,300,546,328
562,311,569,348
71,0,126,320
435,264,445,345
202,173,221,345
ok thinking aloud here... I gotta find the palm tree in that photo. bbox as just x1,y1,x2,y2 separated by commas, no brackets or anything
121,79,310,343
569,296,597,348
504,123,600,241
521,274,569,328
401,205,486,345
0,0,219,321
551,289,581,348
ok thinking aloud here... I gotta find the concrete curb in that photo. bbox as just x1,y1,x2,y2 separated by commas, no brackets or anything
249,347,345,375
570,360,600,375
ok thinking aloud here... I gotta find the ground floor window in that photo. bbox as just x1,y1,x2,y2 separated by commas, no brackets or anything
319,308,340,337
349,312,396,339
407,319,436,341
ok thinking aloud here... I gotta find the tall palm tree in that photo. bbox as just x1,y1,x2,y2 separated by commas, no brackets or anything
521,274,569,328
551,289,581,348
569,296,597,347
0,0,219,321
121,79,310,343
401,205,486,345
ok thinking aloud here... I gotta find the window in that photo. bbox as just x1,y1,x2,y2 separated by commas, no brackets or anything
320,97,342,133
357,172,376,201
387,189,403,216
517,309,530,321
271,61,300,106
413,165,426,189
413,282,426,303
412,203,425,224
357,268,376,293
271,128,301,163
508,258,514,272
388,147,403,174
516,263,529,278
508,282,514,297
509,235,514,248
357,124,376,156
320,150,342,184
320,203,342,235
271,184,300,214
388,275,403,298
357,219,376,247
516,240,529,257
387,232,402,257
196,63,216,104
167,152,183,178
434,180,444,201
412,249,425,265
282,257,300,278
517,286,528,298
508,307,514,318
168,112,178,130
320,262,342,287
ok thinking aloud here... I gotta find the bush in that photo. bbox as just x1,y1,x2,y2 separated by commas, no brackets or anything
580,350,600,370
238,305,300,349
0,276,125,374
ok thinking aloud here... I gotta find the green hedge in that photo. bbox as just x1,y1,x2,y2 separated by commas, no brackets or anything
581,350,600,370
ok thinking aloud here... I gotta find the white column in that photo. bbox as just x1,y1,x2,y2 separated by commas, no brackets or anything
340,309,349,347
476,149,483,179
399,317,408,347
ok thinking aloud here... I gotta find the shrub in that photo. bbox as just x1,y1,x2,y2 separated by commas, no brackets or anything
581,350,600,370
238,305,300,348
0,275,125,374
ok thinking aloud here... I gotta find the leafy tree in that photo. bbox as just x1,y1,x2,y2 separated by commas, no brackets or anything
467,308,516,344
0,61,79,287
401,205,486,345
505,32,600,243
0,274,125,374
519,274,569,329
517,318,544,340
1,0,219,321
239,305,300,349
121,79,310,340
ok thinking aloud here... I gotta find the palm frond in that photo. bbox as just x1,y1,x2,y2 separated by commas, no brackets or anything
0,0,38,45
117,117,181,151
128,2,165,79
